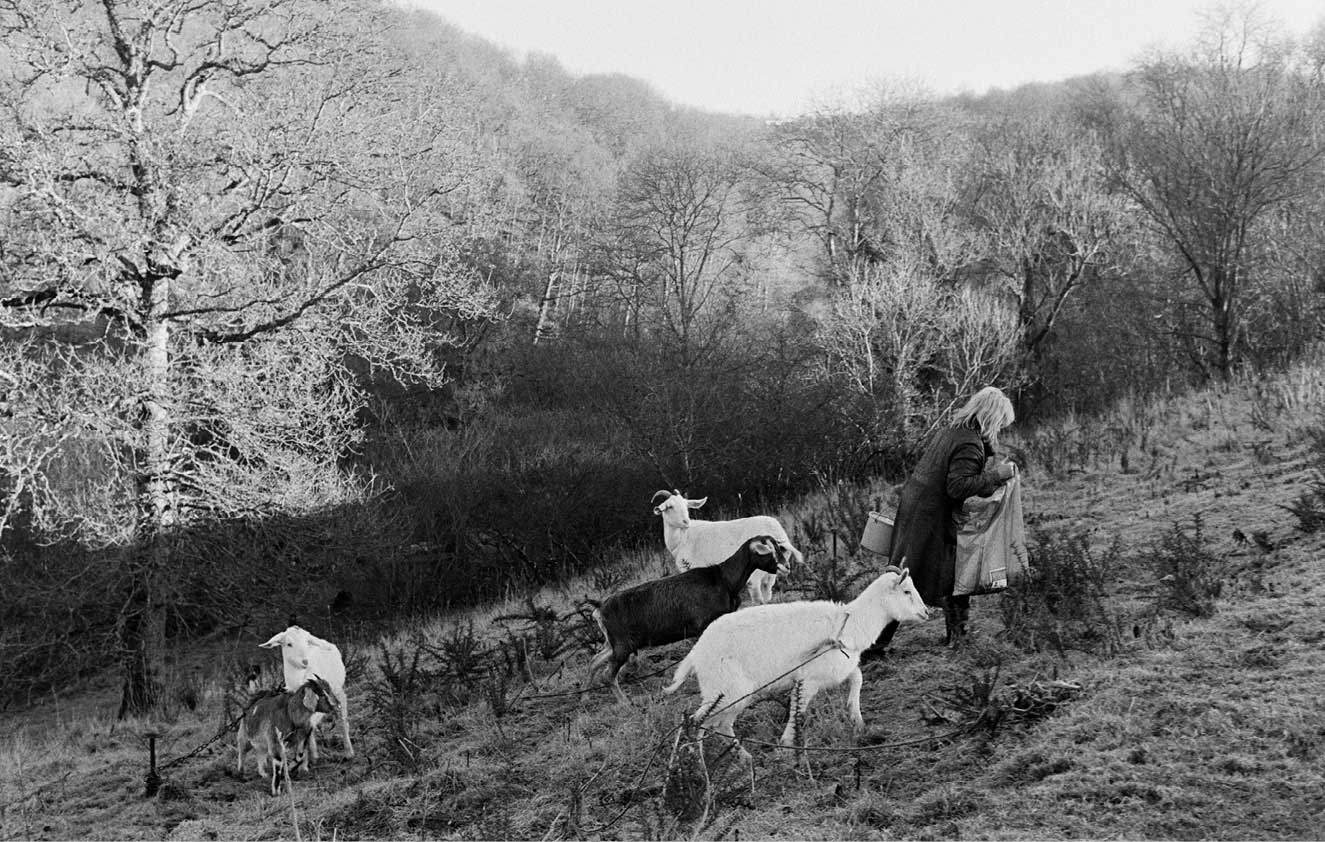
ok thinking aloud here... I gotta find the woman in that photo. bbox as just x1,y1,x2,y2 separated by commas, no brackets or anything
869,386,1017,653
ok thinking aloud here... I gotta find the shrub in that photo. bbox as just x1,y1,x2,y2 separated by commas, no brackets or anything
783,479,884,601
1145,514,1225,617
1000,527,1124,655
364,637,442,770
0,541,120,708
784,508,871,602
493,596,594,662
817,477,879,557
784,544,872,603
417,620,491,706
1284,422,1325,533
922,665,1084,736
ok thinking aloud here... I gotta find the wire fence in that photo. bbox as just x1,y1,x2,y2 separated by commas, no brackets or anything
28,612,977,842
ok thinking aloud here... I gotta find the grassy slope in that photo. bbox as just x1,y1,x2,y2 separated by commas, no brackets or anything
2,367,1323,842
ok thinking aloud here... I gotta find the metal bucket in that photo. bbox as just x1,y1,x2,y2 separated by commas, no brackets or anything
860,511,894,555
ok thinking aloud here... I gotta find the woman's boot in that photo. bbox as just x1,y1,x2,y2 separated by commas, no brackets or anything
943,596,959,646
944,595,969,648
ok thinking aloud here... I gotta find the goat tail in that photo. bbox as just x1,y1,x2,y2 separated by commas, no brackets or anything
662,652,695,695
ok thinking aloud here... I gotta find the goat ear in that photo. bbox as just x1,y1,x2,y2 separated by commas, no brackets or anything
686,496,707,509
301,686,318,712
750,536,774,555
259,633,285,649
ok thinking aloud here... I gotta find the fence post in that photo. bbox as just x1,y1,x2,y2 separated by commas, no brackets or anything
144,731,160,797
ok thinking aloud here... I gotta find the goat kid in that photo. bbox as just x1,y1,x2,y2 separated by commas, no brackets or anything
236,677,336,796
651,489,805,604
588,534,788,704
663,566,927,757
260,625,354,761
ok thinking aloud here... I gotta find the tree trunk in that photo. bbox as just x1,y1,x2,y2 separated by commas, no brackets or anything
116,540,167,717
1210,268,1236,380
118,277,174,717
533,270,560,345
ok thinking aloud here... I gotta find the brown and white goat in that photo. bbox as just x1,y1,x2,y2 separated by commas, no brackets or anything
236,677,336,795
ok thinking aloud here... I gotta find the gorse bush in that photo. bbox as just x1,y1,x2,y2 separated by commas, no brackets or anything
364,639,437,770
417,621,491,707
783,535,871,602
1285,421,1325,533
493,596,593,662
818,477,881,558
1000,528,1124,655
0,542,119,708
1145,514,1225,617
366,406,654,608
784,481,880,601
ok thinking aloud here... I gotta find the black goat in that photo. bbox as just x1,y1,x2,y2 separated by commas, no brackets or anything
587,534,787,703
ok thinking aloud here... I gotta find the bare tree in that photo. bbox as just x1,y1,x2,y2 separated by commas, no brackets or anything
0,0,492,713
509,122,615,344
764,89,964,285
601,137,759,369
973,116,1137,359
805,94,1016,455
815,254,1019,455
1093,4,1325,377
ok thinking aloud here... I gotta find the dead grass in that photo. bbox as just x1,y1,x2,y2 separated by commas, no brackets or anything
4,365,1325,840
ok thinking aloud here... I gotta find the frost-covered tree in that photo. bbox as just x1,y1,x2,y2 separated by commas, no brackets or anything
0,0,494,713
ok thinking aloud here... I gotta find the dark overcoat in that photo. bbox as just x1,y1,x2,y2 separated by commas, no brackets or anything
888,424,1006,606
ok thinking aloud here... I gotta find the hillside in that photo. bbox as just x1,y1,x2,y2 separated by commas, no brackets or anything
2,364,1323,841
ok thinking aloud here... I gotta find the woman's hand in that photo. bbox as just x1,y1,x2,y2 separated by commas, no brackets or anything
993,461,1017,482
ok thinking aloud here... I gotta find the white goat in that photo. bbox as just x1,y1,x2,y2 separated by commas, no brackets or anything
260,625,354,762
651,490,804,604
663,566,928,756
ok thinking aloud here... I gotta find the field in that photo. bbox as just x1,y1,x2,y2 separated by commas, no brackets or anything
2,366,1324,841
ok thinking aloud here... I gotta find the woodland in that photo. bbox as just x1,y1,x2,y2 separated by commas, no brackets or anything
1,0,1324,733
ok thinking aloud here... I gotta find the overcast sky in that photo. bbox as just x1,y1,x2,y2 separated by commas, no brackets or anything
406,0,1324,117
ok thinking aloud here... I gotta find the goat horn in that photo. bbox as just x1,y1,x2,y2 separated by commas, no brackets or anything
651,490,672,505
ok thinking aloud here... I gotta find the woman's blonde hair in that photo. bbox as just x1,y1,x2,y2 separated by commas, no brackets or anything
953,386,1015,445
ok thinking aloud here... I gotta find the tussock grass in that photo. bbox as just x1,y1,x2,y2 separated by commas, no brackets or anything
5,368,1325,840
